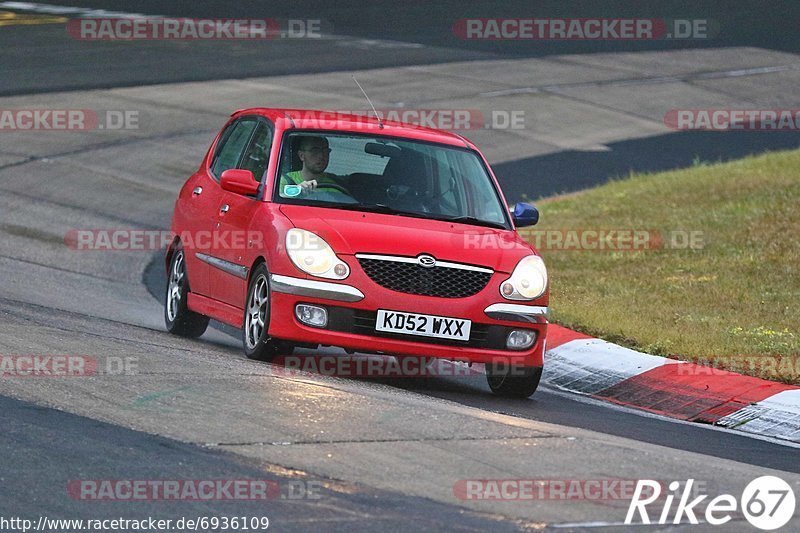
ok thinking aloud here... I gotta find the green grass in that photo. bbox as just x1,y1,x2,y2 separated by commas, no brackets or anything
524,149,800,383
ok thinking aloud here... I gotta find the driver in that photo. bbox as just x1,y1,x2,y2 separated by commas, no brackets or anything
280,135,340,196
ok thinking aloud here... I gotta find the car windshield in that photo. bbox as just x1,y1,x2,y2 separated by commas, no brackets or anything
274,132,510,229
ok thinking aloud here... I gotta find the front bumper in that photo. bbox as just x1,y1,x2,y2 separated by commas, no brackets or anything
271,274,365,302
267,274,547,366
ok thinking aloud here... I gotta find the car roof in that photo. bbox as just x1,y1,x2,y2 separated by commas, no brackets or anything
231,108,475,149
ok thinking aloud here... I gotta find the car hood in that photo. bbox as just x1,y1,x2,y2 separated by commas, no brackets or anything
279,205,534,274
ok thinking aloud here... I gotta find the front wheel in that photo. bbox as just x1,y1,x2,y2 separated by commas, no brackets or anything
165,247,209,338
243,264,285,361
486,364,542,398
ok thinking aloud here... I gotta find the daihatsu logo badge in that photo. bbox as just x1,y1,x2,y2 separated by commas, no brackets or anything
418,254,436,268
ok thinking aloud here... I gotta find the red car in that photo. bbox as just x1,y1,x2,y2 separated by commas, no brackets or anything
165,109,548,397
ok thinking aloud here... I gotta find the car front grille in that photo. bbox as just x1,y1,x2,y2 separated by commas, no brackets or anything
356,254,493,298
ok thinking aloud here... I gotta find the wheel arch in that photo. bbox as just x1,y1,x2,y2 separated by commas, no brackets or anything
165,236,181,275
248,255,268,284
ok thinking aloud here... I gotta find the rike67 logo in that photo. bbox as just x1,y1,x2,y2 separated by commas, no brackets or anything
626,477,796,530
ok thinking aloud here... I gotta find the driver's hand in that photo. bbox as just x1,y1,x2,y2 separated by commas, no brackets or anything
299,179,318,193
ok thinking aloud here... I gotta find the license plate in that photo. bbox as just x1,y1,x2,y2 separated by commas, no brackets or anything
375,310,471,341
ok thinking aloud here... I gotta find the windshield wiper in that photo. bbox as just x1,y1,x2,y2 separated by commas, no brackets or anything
431,215,508,230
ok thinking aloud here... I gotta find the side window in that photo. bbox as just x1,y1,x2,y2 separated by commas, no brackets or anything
210,119,258,179
239,123,273,182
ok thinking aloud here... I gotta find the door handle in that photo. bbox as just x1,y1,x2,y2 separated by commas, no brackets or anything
192,187,203,196
220,204,230,214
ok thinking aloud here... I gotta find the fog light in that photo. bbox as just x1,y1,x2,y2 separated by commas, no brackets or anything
506,330,537,351
334,263,349,278
295,304,328,328
501,282,515,296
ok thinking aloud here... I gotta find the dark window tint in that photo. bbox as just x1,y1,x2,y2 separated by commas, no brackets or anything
239,123,273,182
210,119,258,179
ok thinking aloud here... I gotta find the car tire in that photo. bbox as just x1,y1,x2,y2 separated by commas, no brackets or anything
243,264,285,361
165,246,209,338
485,364,542,398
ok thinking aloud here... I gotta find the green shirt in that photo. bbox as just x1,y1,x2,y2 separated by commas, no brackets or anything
279,171,340,196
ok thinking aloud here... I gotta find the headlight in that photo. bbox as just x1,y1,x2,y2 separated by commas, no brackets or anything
500,255,547,300
286,228,350,280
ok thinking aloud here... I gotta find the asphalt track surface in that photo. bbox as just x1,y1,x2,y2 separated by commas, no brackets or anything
1,1,800,531
2,0,800,96
1,395,526,532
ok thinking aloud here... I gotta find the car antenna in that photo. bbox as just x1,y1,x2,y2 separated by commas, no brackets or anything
352,75,384,129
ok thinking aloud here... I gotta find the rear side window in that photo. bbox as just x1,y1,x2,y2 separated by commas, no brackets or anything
210,119,258,179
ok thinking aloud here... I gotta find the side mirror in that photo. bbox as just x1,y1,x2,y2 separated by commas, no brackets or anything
512,202,539,227
220,169,259,196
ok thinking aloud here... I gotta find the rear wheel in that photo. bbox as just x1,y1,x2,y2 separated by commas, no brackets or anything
164,247,209,338
486,364,542,398
243,264,287,361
